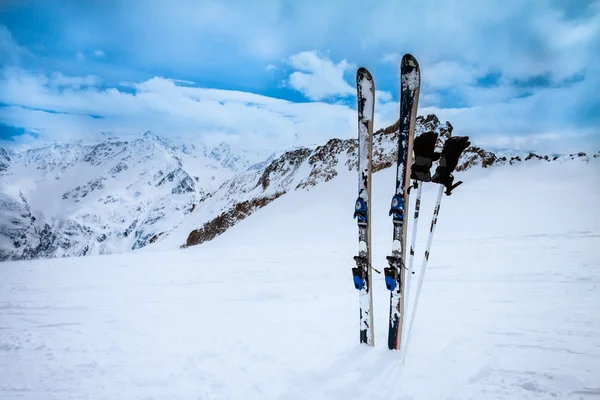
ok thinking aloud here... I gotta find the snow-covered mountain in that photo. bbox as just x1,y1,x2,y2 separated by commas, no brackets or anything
0,132,258,261
1,116,598,262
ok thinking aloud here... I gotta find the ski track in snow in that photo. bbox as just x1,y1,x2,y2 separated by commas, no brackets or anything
1,159,599,399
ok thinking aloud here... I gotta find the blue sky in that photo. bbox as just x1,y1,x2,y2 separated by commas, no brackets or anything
1,0,599,153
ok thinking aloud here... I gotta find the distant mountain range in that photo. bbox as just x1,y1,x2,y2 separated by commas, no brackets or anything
1,115,597,261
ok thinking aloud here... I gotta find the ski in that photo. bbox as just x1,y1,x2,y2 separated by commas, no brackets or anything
384,54,421,351
352,67,375,346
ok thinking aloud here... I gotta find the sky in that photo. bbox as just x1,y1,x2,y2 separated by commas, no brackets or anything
0,0,599,153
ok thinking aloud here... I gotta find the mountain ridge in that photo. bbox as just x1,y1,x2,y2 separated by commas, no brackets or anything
183,114,598,249
1,116,597,261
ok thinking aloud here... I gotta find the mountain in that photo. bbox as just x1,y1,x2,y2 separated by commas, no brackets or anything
1,116,598,261
0,133,254,261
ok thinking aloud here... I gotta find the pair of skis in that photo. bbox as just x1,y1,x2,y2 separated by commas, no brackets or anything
352,54,471,352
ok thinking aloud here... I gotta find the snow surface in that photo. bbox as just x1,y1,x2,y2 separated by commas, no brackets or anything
1,158,599,399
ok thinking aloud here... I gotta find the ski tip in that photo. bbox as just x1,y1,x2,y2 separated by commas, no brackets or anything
401,54,419,69
400,54,420,90
356,67,373,82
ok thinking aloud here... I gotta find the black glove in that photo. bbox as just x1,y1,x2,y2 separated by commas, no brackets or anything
432,136,471,188
410,131,440,182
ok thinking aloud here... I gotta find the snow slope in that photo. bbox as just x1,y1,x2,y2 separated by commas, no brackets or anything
1,158,599,399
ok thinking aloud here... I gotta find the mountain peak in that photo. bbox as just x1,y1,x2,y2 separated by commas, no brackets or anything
142,130,160,140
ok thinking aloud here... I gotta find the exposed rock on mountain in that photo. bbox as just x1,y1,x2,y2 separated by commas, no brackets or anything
0,149,11,173
186,192,285,247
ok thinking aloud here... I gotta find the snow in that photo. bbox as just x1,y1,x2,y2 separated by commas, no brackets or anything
402,70,419,92
1,158,599,399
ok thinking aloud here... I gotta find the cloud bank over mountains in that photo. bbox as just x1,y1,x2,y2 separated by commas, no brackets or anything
0,0,599,153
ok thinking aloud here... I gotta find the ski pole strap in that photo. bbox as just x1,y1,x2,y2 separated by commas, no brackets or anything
411,156,436,182
414,155,432,167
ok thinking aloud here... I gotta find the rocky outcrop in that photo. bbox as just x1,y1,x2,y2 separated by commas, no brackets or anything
297,138,356,190
0,148,11,173
258,148,312,191
0,192,55,260
62,177,107,201
185,192,285,247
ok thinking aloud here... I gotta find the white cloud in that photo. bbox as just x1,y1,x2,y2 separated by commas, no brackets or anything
0,25,31,65
171,78,195,85
49,72,101,88
266,64,277,71
381,53,401,64
11,1,595,91
0,67,361,150
419,69,600,153
93,50,105,58
375,90,393,103
286,51,355,100
422,61,482,90
2,63,598,153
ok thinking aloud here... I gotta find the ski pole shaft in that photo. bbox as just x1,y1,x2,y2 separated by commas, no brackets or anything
403,182,422,328
402,184,444,360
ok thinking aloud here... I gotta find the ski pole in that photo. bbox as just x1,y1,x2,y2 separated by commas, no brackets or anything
402,184,444,360
403,182,422,331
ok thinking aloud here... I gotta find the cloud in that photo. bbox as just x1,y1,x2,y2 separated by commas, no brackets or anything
375,90,393,103
3,1,599,86
48,72,101,88
284,51,395,106
381,53,401,64
422,61,482,90
420,69,600,153
286,51,355,100
1,64,598,154
0,25,31,65
93,50,105,58
0,1,598,153
0,67,361,151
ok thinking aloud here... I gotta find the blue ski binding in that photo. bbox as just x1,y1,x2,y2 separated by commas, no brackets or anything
353,197,368,223
389,195,404,221
384,256,401,291
352,256,368,290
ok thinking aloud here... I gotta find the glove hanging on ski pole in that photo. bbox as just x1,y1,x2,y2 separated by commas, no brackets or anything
410,131,440,182
432,136,471,195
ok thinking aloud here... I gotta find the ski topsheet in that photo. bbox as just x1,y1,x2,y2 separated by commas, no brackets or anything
384,54,420,351
352,67,375,346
